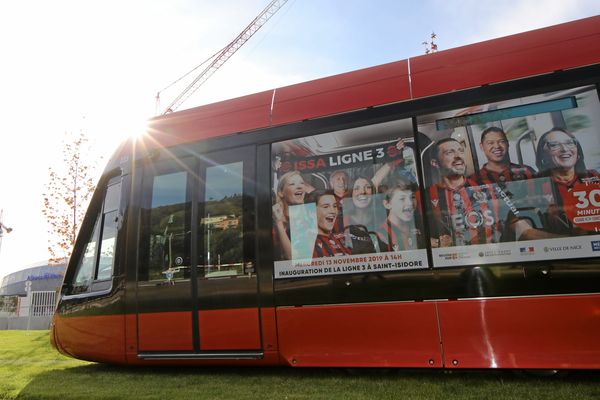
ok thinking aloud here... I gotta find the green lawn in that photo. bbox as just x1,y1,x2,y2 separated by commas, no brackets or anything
1,331,599,400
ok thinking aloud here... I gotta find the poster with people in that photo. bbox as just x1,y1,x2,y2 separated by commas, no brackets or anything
271,119,429,279
417,85,600,267
272,85,600,275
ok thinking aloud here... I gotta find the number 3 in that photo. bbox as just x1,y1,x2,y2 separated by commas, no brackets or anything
573,190,600,209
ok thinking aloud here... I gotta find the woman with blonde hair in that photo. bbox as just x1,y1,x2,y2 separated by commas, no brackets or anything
272,171,309,260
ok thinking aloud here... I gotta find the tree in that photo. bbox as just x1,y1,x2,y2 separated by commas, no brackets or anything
43,131,98,263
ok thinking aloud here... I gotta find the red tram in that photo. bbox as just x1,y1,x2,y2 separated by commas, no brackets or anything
52,16,600,369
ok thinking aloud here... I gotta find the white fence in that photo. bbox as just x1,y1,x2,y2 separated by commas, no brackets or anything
0,290,57,330
29,291,57,316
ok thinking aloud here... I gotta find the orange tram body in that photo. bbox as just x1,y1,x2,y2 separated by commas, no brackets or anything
52,16,600,369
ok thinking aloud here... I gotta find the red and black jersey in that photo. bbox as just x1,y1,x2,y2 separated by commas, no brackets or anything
467,163,536,187
312,233,352,258
539,170,600,235
427,182,501,246
333,193,345,234
378,219,422,252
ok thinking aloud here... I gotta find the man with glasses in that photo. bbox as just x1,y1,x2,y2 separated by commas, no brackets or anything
428,138,501,247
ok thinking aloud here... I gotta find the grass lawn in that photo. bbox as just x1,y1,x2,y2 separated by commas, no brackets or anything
1,331,599,400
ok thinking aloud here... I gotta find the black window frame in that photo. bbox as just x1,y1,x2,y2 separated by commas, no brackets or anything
137,157,193,284
63,171,122,297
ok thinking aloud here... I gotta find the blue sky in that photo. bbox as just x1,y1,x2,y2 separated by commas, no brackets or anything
0,0,599,279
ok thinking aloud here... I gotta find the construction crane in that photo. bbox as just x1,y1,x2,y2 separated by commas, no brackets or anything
157,0,288,115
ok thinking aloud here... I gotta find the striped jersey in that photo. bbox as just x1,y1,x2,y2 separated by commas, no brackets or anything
428,182,501,246
468,163,536,187
313,233,352,258
378,219,422,252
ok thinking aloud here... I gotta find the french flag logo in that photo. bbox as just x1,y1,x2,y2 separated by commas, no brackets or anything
520,246,534,254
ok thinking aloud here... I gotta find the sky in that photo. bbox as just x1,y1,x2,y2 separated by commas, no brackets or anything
1,0,599,280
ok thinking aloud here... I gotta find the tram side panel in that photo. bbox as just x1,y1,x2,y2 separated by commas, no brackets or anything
276,301,442,368
53,306,126,364
437,295,600,369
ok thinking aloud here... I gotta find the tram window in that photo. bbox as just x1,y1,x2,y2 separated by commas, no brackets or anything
104,179,121,213
68,177,122,294
271,119,429,279
140,170,190,282
71,216,101,294
417,85,600,268
96,180,122,281
96,210,118,281
200,162,246,279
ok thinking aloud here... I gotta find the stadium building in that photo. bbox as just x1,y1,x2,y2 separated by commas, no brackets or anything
0,261,66,296
0,261,66,330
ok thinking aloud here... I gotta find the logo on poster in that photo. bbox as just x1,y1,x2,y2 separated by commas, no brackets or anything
520,246,535,255
480,249,511,257
544,244,583,253
591,240,600,252
439,252,470,260
439,252,458,260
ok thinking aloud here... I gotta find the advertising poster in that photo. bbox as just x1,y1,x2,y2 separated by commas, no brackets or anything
416,85,600,267
271,119,429,279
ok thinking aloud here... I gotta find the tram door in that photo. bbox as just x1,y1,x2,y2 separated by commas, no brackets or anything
195,147,260,351
136,146,260,353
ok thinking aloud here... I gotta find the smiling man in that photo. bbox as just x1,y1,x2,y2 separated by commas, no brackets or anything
468,127,536,186
428,138,500,247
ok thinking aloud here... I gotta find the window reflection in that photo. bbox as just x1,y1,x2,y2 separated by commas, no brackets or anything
97,210,118,281
141,171,190,282
201,162,245,278
71,217,100,294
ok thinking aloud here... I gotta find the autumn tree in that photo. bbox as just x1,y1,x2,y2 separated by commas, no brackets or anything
43,131,98,263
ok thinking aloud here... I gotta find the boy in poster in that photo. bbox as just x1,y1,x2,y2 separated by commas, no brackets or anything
378,180,424,251
310,190,352,257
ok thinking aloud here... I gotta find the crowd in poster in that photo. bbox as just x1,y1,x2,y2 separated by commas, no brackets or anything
272,85,600,276
271,121,429,279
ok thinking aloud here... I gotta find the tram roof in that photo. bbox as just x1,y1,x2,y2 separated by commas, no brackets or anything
108,15,600,170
